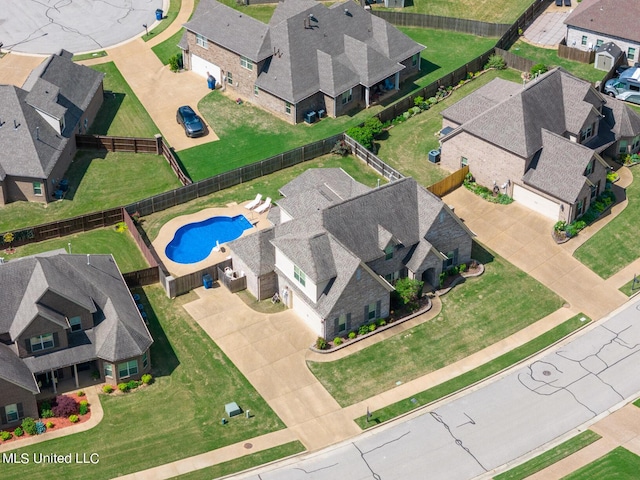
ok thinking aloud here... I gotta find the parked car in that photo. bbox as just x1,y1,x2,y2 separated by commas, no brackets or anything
176,105,205,138
616,91,640,106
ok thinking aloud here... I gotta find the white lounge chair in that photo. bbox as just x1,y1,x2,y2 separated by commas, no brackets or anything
255,197,272,214
245,193,262,210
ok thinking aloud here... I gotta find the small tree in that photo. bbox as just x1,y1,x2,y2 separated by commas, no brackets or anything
52,395,78,417
394,278,424,307
346,125,374,151
530,63,548,77
485,54,506,70
3,232,14,251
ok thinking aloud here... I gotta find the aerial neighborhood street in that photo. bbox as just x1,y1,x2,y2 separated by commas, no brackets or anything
1,0,640,479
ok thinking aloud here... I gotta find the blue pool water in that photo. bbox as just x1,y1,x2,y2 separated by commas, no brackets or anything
165,215,253,264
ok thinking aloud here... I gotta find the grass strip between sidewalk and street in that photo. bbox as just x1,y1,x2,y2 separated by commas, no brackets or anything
494,430,602,480
354,313,590,429
169,441,306,480
143,0,182,41
562,446,640,480
619,277,640,297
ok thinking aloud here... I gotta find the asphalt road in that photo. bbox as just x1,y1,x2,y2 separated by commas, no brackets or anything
238,297,640,480
0,0,163,54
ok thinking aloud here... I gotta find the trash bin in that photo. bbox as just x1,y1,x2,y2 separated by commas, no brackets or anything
202,274,213,289
207,75,216,90
155,9,163,20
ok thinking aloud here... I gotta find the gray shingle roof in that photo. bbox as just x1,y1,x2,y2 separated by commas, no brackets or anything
564,0,640,45
604,97,640,138
523,129,595,203
228,227,276,277
183,0,271,61
255,0,424,102
596,42,622,59
0,253,153,373
0,344,39,394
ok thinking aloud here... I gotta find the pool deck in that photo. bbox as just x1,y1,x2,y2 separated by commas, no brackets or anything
153,201,273,277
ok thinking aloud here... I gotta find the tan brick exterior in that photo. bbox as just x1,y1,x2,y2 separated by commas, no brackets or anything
0,379,38,429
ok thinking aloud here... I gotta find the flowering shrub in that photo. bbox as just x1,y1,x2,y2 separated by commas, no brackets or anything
52,395,78,417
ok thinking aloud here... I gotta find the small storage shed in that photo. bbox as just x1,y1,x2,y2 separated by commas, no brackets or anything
595,42,622,71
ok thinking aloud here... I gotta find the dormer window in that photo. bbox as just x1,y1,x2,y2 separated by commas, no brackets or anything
69,316,82,332
584,159,594,176
30,333,55,352
384,245,394,260
580,123,594,143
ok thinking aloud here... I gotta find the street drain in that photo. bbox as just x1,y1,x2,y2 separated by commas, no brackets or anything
543,370,551,376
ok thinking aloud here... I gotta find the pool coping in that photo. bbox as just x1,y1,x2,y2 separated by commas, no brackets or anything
152,201,273,277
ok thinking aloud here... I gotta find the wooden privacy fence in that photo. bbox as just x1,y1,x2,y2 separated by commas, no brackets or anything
495,48,534,73
343,134,404,181
372,11,510,37
123,267,160,288
0,208,123,249
122,208,163,269
558,39,595,64
427,165,469,198
217,266,248,293
126,134,342,216
162,259,233,298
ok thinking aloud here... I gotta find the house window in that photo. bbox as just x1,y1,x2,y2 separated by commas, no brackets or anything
367,302,377,320
384,245,394,260
5,404,19,423
294,265,306,287
581,36,587,46
104,363,113,378
596,39,603,48
285,102,291,115
142,351,148,369
619,140,628,154
341,88,353,105
584,158,594,176
196,34,207,48
580,123,594,143
227,71,233,84
254,85,259,96
118,360,138,379
590,184,598,199
59,115,65,132
461,157,468,167
30,333,54,352
69,316,82,332
629,48,637,61
33,182,43,196
384,271,400,283
577,198,586,217
412,53,419,67
337,314,347,333
240,56,253,71
443,249,458,270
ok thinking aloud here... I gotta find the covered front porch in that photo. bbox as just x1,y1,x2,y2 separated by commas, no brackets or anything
31,360,100,400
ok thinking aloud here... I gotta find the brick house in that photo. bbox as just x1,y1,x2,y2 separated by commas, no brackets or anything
439,68,640,221
564,0,640,67
229,169,473,340
180,0,424,124
0,252,153,430
0,49,104,205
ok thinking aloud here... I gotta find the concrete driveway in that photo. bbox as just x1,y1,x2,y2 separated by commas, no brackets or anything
0,53,46,86
442,187,628,320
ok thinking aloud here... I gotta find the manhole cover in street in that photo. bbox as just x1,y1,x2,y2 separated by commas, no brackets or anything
244,443,253,449
543,370,551,376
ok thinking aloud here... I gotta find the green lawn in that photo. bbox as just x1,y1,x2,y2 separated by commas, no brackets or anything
574,169,640,278
356,313,590,428
170,441,305,480
0,285,285,480
151,28,185,66
509,40,606,84
308,242,565,407
494,430,602,480
0,151,182,233
89,62,160,138
376,68,522,187
619,277,640,297
142,153,386,241
73,51,107,61
375,0,534,23
562,447,640,480
1,228,148,273
143,0,182,41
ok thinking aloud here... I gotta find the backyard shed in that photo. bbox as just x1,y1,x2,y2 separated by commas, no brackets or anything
595,42,622,71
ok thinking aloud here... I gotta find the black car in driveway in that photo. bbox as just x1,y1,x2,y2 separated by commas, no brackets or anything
176,105,205,138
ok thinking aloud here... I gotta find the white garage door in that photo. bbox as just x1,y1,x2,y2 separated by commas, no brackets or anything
513,184,560,220
292,290,323,337
190,55,221,83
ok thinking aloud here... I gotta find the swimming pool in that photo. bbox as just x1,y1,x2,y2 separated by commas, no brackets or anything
165,215,253,264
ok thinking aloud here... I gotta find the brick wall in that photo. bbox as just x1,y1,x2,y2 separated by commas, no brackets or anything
0,379,38,429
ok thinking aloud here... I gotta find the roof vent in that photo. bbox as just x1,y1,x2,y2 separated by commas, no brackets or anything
0,118,4,128
14,119,20,129
36,127,39,140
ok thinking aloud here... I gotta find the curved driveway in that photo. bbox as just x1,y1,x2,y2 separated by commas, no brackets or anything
235,297,640,480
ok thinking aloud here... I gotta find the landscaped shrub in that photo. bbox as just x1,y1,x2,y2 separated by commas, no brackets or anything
68,415,79,423
395,277,424,307
330,139,350,156
368,323,376,332
168,53,183,72
52,395,78,417
463,175,514,204
127,380,139,391
41,408,54,418
333,337,343,346
348,331,356,340
414,96,424,107
315,337,328,350
607,171,619,183
35,421,46,435
21,417,37,436
77,390,85,397
141,373,153,385
377,319,387,327
102,384,114,394
485,54,506,70
459,263,467,273
530,63,548,76
79,400,89,416
45,422,54,429
0,430,12,441
118,383,129,393
13,427,23,437
346,125,374,151
358,324,369,336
